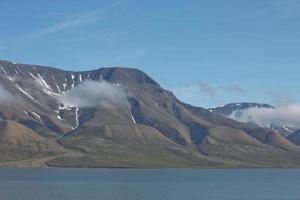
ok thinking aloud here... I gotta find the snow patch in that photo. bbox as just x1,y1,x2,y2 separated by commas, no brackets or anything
58,104,80,129
283,126,294,133
62,83,67,90
55,84,61,93
36,74,60,96
29,72,37,79
32,112,41,120
131,114,136,124
16,84,36,101
37,74,52,90
14,69,20,76
113,82,122,87
75,107,79,129
7,76,15,82
1,66,7,74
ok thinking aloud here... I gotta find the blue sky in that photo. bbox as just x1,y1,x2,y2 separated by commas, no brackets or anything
0,0,299,108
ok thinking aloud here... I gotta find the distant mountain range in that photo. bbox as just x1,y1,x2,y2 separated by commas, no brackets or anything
1,60,300,168
209,103,299,137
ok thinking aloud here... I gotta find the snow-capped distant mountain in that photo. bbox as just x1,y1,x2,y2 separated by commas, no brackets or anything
209,103,298,137
209,103,274,116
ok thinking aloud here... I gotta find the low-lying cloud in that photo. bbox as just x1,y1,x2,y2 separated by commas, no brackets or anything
232,104,300,128
57,80,127,108
173,82,247,107
0,85,15,104
218,84,247,95
175,82,247,99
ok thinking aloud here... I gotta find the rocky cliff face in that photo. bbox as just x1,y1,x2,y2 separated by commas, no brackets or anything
1,60,300,168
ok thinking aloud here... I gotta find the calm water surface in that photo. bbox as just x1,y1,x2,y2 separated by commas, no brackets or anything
0,168,299,200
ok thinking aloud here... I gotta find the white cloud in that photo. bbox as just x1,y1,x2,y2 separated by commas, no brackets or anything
29,10,104,37
271,0,300,19
174,82,247,100
28,1,122,38
57,80,127,108
218,84,247,95
172,82,248,108
238,0,300,20
0,85,14,104
271,91,295,106
232,104,300,128
176,82,216,99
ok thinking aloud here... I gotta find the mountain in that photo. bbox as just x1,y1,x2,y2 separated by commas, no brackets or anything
209,103,274,116
210,103,298,137
1,60,300,168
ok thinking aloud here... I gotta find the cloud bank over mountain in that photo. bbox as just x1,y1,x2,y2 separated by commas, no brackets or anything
233,104,300,128
57,80,127,108
0,85,15,104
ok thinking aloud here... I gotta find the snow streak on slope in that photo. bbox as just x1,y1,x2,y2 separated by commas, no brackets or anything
16,84,36,101
131,112,136,124
74,107,79,129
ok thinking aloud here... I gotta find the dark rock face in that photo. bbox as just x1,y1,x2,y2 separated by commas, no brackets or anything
289,130,300,146
1,60,300,168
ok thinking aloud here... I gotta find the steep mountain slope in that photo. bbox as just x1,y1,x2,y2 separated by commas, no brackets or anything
210,103,298,137
0,120,64,162
1,60,300,168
